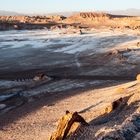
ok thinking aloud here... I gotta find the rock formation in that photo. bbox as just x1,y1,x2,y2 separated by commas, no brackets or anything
49,111,88,140
0,12,140,30
33,73,51,81
49,88,140,140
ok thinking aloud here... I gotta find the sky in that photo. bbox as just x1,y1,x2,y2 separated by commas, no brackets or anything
0,0,140,14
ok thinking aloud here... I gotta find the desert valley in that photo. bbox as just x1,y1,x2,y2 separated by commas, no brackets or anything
0,12,140,140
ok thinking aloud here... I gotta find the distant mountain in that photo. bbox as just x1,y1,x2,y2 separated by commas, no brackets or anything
42,12,78,17
0,10,22,16
108,9,140,16
52,10,140,17
0,9,140,17
55,9,140,17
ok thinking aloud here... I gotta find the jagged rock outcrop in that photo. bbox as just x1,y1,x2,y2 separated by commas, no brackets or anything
65,12,111,24
49,111,88,140
136,74,140,81
137,42,140,47
33,73,51,82
78,12,111,19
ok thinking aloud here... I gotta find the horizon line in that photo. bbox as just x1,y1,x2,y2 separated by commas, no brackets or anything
0,8,140,15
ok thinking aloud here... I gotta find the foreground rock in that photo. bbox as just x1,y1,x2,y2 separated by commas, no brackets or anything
33,73,51,82
136,74,140,81
49,111,88,140
49,82,140,140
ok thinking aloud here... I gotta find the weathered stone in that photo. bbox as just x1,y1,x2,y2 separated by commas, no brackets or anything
137,42,140,47
33,73,51,81
105,97,124,113
136,74,140,81
49,111,88,140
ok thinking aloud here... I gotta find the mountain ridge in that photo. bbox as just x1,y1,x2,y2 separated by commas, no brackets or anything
0,9,140,17
0,10,22,16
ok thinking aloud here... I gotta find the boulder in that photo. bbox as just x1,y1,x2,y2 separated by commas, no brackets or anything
136,74,140,81
33,73,51,81
137,42,140,47
49,111,88,140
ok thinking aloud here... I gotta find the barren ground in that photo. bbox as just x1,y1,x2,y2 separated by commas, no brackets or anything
0,28,140,140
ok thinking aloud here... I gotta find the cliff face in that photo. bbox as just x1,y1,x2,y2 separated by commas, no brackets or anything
78,12,111,19
64,12,111,24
